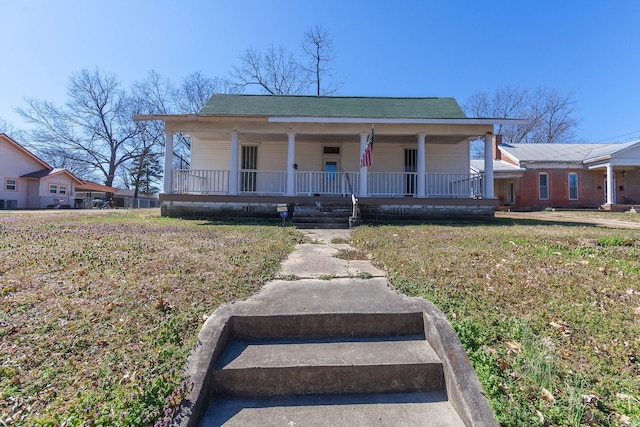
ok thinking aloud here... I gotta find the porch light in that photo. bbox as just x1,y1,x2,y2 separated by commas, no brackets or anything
622,171,626,177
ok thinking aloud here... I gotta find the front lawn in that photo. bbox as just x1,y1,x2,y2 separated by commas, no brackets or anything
0,210,300,426
351,219,640,426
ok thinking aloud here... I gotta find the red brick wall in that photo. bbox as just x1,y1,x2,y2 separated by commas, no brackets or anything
515,168,606,211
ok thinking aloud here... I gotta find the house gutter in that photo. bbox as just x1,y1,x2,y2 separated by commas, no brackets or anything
267,117,529,125
133,114,528,126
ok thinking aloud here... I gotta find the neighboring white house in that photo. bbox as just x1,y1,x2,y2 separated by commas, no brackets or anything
135,95,525,221
0,133,84,209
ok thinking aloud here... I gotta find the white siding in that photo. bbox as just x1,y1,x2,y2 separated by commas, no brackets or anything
256,141,287,170
295,142,322,171
368,143,403,172
190,137,471,175
191,137,231,170
39,175,77,208
426,142,470,174
614,145,640,164
0,138,46,208
341,143,361,171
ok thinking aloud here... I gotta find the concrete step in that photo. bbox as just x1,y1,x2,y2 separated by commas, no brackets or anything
294,222,350,229
212,337,444,397
292,202,354,229
229,312,425,339
201,392,466,426
181,280,498,427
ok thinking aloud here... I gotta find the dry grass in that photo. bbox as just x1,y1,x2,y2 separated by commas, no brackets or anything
3,208,639,426
351,219,640,426
0,209,300,426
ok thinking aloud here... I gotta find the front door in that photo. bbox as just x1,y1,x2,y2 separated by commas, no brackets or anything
324,159,339,194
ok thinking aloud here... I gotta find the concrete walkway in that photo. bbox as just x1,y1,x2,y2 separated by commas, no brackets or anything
175,228,497,427
278,229,385,279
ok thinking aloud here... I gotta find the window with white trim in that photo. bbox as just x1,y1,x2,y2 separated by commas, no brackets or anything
59,185,67,195
538,173,549,200
49,184,58,194
568,173,578,200
5,178,17,191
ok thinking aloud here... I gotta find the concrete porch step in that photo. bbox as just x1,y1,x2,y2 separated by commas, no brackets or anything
201,392,466,426
292,206,353,229
294,222,350,229
181,279,498,427
212,337,444,397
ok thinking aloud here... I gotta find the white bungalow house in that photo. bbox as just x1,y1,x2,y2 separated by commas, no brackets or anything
135,95,525,225
0,133,84,209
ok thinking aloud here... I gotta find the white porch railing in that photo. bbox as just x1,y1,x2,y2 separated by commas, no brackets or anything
425,173,484,198
172,170,483,198
174,169,229,194
239,170,287,194
369,172,417,196
294,171,359,196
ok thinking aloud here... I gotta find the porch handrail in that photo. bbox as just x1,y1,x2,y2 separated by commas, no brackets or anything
343,170,355,195
172,169,483,199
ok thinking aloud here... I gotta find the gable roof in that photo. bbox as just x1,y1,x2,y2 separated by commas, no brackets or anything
21,167,84,185
583,140,640,162
0,133,51,169
498,141,640,166
76,181,118,192
470,159,525,173
499,143,613,163
199,94,468,119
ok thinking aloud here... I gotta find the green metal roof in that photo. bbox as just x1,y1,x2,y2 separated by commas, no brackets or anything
198,94,467,119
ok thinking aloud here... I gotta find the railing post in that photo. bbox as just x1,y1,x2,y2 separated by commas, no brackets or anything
229,131,239,195
359,132,369,197
484,133,495,199
286,132,295,196
163,131,174,194
417,133,426,197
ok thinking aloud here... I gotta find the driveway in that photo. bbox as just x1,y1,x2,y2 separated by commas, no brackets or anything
495,211,640,229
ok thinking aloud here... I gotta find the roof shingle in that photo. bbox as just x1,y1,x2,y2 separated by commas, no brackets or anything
199,94,467,119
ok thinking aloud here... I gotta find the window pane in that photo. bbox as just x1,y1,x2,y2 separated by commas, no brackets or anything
323,146,340,154
568,173,578,200
6,179,16,191
539,174,549,199
49,185,58,194
59,186,67,195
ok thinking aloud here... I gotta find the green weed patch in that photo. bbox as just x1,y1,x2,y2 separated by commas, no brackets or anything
352,223,640,426
0,210,300,426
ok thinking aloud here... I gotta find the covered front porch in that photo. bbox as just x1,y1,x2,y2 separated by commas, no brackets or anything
172,169,484,198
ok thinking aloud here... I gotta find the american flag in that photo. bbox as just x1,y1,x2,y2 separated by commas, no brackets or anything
360,125,375,168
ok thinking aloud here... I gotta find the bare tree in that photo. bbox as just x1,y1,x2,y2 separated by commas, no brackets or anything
231,45,310,95
464,85,579,145
17,68,143,187
0,117,26,141
172,71,237,113
302,25,342,96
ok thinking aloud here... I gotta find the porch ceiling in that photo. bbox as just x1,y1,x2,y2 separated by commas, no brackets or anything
161,117,492,144
234,133,475,145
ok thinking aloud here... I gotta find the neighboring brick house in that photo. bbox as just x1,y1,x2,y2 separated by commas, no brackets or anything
483,139,640,211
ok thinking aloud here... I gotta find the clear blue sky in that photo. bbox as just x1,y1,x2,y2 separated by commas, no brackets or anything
1,0,639,143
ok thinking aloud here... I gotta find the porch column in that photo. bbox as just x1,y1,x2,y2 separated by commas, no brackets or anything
286,132,296,196
417,133,426,198
606,163,614,204
229,131,239,195
484,133,495,198
359,132,369,196
163,130,174,194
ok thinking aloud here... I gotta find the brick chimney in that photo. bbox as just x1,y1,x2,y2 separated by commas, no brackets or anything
493,134,502,160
